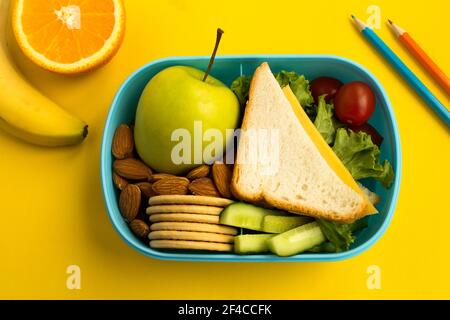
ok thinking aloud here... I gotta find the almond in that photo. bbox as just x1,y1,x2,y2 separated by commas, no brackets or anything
186,165,210,180
135,182,155,198
212,162,233,198
112,124,134,159
113,172,129,191
129,219,150,238
152,177,189,195
149,173,177,182
119,184,141,221
113,158,152,180
188,177,220,197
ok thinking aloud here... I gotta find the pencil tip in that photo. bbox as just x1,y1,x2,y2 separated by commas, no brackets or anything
388,19,393,25
350,14,355,19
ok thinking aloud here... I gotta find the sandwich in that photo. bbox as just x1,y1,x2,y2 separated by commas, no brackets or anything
231,62,377,223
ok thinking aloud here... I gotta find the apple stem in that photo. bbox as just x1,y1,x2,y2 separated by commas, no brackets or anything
202,28,224,82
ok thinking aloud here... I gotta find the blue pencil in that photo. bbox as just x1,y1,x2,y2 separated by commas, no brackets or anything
351,15,450,128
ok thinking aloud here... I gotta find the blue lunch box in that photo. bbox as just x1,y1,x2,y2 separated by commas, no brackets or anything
100,55,401,262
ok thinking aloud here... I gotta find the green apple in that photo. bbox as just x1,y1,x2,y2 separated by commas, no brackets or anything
134,66,240,175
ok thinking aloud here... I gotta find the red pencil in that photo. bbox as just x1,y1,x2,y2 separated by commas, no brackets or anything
388,19,450,95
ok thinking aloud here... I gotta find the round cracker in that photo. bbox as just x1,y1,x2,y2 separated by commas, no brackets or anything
146,205,223,216
149,230,234,243
150,222,238,235
150,240,232,252
149,195,234,207
149,213,220,224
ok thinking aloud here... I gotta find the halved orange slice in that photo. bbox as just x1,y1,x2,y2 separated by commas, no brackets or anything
11,0,125,74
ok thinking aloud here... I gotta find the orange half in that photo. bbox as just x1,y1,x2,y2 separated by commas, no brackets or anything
12,0,125,74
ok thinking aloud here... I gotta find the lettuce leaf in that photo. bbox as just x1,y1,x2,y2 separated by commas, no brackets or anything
315,218,368,252
332,128,394,187
274,71,315,119
315,220,354,252
313,95,340,144
307,241,336,253
230,71,316,118
274,71,314,107
230,75,251,108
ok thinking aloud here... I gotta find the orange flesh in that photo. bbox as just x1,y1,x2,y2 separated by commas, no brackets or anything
20,0,116,64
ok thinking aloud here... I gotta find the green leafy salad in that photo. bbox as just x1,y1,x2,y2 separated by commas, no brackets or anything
230,72,395,252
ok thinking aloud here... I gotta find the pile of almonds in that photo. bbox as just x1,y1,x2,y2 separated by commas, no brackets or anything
111,123,234,241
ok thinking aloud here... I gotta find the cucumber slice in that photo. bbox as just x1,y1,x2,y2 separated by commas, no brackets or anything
267,222,326,257
219,202,287,231
234,234,274,254
262,215,313,233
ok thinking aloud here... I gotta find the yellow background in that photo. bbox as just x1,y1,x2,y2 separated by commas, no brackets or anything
1,0,449,299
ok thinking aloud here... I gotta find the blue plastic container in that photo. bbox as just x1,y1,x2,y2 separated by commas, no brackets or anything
100,55,401,262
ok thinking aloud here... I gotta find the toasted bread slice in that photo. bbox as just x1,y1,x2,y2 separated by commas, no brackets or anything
231,62,376,223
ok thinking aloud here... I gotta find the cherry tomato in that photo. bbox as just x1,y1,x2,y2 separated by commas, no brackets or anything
348,123,384,146
310,77,343,102
334,81,376,126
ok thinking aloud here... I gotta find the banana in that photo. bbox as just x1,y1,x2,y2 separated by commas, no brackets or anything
0,0,88,146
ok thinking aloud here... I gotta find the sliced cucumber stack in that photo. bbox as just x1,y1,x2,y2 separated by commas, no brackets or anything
220,202,287,231
262,215,313,233
234,234,274,254
267,222,326,256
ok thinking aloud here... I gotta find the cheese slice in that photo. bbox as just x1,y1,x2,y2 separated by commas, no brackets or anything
283,86,377,215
